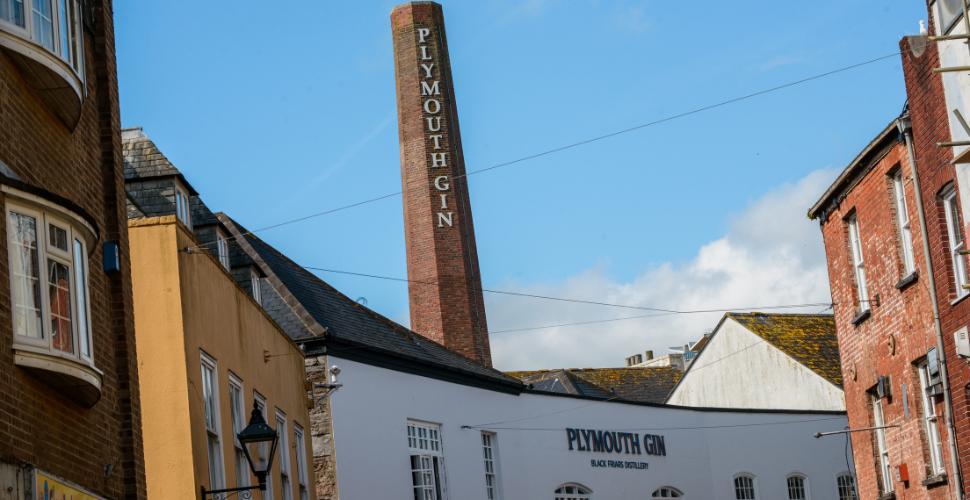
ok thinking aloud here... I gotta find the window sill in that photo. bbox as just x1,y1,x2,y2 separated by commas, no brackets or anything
877,492,896,500
895,271,919,290
14,346,102,408
0,26,83,130
952,292,970,307
852,309,871,325
922,474,947,487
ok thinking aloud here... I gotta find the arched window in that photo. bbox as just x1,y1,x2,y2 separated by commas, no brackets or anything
836,474,858,500
652,487,683,497
786,475,808,499
733,475,757,499
554,483,592,500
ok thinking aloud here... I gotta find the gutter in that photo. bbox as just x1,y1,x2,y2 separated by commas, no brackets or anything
899,112,965,499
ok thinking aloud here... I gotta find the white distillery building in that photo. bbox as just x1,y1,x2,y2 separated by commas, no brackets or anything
217,220,859,500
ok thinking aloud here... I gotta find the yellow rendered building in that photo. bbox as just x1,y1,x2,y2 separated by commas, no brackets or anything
124,128,315,500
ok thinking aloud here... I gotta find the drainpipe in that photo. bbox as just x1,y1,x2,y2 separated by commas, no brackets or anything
899,112,965,500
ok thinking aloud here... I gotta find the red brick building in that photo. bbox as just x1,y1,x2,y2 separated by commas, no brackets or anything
810,115,953,499
0,1,146,499
391,1,492,366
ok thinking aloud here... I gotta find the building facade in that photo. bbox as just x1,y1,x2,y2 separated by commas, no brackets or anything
666,313,846,412
810,114,956,498
215,213,858,500
907,2,970,495
124,129,316,500
0,1,148,499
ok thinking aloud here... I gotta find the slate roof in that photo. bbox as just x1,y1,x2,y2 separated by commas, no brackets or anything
725,313,842,386
507,367,682,403
226,216,523,389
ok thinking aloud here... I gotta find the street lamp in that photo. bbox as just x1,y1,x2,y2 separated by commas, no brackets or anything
202,402,279,500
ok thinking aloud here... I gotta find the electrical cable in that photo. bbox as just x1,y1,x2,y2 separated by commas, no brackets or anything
464,416,846,431
185,43,926,253
302,264,833,316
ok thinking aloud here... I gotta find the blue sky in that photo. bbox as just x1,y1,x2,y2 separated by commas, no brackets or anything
116,0,924,369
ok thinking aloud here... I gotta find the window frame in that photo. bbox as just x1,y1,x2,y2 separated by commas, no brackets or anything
251,269,262,305
408,420,447,500
200,351,226,491
553,483,592,500
872,396,894,493
6,200,93,365
228,372,249,488
481,432,500,500
217,230,230,270
937,0,966,35
0,0,83,77
254,392,274,500
174,184,192,230
918,361,946,475
732,473,758,500
943,188,969,298
651,487,683,498
294,424,309,500
892,172,917,276
847,215,869,309
835,473,858,500
785,473,810,500
276,409,292,500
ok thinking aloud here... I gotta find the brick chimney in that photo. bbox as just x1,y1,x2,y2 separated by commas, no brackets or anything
391,2,491,366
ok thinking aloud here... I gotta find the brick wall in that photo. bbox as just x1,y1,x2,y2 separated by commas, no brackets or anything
0,0,147,499
391,1,492,367
817,125,952,498
903,18,970,494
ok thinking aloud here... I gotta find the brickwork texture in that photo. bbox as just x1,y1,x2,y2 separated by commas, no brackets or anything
391,1,491,366
0,0,147,499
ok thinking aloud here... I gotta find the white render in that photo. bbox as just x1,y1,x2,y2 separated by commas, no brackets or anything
327,356,853,500
631,353,685,371
930,7,970,240
666,317,846,411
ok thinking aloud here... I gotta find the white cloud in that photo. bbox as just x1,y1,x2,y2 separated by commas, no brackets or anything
486,168,839,372
615,6,653,33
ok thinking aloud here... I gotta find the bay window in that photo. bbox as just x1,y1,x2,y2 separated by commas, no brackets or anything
0,0,86,129
5,186,100,407
7,200,92,364
0,0,83,73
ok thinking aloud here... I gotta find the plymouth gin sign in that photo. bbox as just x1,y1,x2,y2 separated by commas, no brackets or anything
566,428,667,470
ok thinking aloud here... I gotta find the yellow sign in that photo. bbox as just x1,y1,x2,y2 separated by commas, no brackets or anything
36,472,103,500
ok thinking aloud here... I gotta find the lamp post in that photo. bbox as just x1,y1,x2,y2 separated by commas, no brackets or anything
202,402,279,500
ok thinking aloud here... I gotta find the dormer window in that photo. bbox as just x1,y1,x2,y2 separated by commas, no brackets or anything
217,231,230,270
250,269,262,305
175,185,192,230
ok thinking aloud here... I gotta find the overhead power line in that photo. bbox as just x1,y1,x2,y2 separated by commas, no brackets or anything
191,44,918,251
304,265,833,317
463,416,846,432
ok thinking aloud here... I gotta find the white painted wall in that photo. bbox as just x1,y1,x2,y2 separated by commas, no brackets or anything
328,357,853,500
929,3,970,233
665,318,846,411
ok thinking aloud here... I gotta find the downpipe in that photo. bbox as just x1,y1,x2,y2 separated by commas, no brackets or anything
900,113,965,500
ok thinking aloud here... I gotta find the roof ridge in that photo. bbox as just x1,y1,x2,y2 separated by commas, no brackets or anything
230,218,519,383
